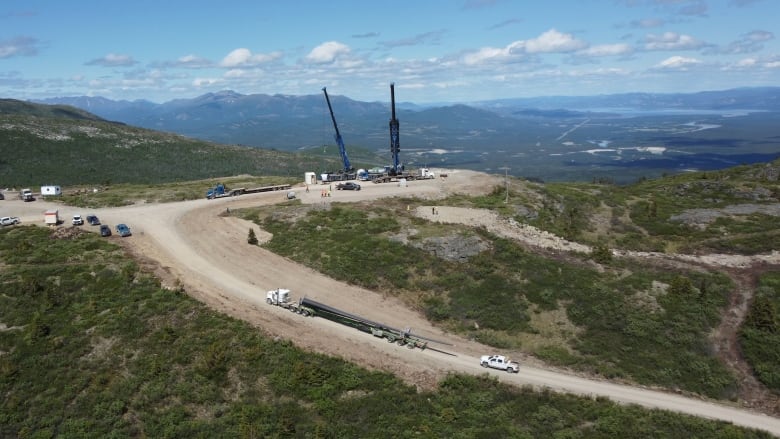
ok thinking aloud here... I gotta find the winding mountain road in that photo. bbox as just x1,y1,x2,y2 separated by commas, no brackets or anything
4,171,780,435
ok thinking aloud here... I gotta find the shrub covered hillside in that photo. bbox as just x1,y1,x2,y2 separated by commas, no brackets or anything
255,202,738,399
0,227,772,437
0,100,339,187
518,159,780,255
740,272,780,392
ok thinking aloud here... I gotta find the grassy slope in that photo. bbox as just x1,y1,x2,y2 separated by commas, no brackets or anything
0,226,771,438
740,272,780,392
521,161,780,254
254,201,736,399
0,100,345,188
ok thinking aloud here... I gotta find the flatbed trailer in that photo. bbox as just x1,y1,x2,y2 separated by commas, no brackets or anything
265,289,454,354
372,172,418,183
208,183,292,199
320,172,357,183
241,184,292,194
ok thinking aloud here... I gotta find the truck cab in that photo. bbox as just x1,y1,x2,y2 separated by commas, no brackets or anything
20,188,34,202
480,355,519,373
206,183,226,199
418,168,435,179
266,288,291,305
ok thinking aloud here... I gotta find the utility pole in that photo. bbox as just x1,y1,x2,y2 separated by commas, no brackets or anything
499,167,510,203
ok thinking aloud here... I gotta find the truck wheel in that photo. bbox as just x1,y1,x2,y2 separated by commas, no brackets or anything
266,298,272,304
481,362,487,368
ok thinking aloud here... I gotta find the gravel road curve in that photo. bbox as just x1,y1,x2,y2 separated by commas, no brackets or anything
4,171,780,435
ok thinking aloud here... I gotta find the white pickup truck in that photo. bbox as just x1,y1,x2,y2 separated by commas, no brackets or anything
480,355,519,373
0,216,21,226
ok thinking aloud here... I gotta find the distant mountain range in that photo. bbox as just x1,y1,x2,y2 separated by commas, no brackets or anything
34,87,780,152
30,87,780,183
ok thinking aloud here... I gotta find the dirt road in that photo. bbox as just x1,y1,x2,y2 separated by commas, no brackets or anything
4,171,780,435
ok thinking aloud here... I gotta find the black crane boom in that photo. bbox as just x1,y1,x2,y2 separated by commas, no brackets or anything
389,83,401,174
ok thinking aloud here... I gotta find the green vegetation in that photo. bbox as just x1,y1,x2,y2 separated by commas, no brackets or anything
479,160,780,255
0,98,104,120
2,227,769,437
52,175,300,208
740,272,780,392
253,202,736,398
0,113,336,188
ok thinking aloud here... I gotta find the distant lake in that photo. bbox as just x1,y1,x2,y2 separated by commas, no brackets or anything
576,108,764,117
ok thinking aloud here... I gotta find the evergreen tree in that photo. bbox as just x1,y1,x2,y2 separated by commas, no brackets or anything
248,228,258,245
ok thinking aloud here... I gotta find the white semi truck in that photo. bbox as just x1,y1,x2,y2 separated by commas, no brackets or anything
20,188,34,202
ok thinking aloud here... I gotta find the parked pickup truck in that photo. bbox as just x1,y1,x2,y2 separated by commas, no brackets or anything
0,216,21,226
480,355,519,373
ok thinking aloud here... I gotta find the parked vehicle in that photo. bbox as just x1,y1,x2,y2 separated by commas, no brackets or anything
265,288,439,352
336,182,361,191
20,188,34,202
115,223,131,237
86,215,101,225
417,167,436,179
206,183,292,199
99,225,112,237
72,214,84,226
44,209,60,225
480,355,519,373
0,216,20,226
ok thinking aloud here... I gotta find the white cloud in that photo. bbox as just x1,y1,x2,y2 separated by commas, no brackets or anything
85,53,137,67
192,77,221,87
737,57,757,67
305,41,351,64
462,46,511,65
219,48,282,67
746,30,774,42
461,29,587,66
176,54,211,68
644,32,705,51
519,29,588,54
577,43,633,57
630,18,665,29
0,36,39,58
655,55,702,70
224,69,251,78
719,30,774,54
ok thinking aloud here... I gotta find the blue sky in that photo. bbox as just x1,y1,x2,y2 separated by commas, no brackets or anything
1,0,778,103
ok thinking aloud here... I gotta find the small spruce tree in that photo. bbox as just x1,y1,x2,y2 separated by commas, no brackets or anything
591,244,613,264
247,228,258,245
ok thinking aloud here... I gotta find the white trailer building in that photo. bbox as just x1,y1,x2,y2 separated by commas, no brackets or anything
41,185,62,196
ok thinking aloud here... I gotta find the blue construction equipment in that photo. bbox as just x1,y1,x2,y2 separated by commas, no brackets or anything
321,87,356,182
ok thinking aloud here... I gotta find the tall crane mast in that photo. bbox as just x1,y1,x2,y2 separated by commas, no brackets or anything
389,83,401,175
322,87,352,173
